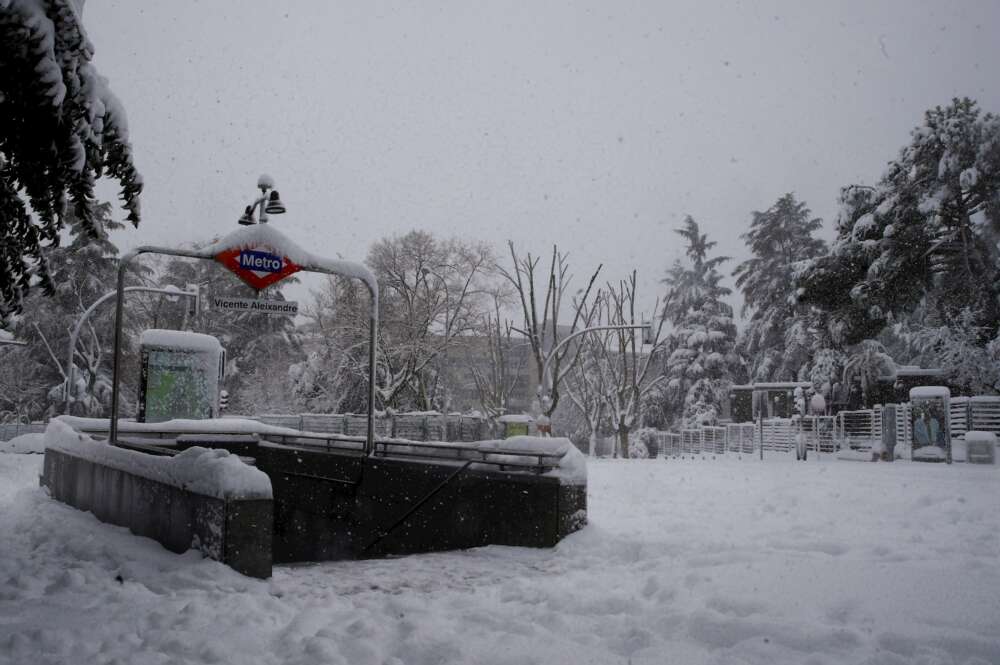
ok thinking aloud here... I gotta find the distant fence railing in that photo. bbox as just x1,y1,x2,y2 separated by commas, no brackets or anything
649,396,1000,460
241,412,490,443
0,413,491,443
0,422,47,442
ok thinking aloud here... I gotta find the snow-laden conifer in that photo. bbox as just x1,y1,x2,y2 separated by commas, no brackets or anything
0,0,142,317
732,194,826,382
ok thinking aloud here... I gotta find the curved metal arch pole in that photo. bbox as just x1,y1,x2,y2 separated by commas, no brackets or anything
66,286,197,414
537,324,650,407
109,246,379,455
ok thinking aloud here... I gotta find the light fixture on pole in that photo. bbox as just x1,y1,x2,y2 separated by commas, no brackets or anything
237,173,287,225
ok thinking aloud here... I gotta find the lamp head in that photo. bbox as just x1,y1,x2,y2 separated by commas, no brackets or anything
257,173,275,191
264,190,286,215
238,205,256,225
641,323,654,345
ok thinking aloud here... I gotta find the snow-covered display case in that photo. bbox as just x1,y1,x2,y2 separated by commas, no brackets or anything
137,330,225,423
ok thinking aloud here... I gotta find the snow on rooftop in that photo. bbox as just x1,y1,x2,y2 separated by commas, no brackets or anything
909,386,951,399
497,414,535,424
139,329,223,353
43,420,271,500
894,366,943,376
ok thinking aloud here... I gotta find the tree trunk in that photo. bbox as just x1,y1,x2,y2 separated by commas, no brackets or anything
619,428,630,459
588,430,597,457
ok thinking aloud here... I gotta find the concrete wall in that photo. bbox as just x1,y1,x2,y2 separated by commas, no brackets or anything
41,437,587,575
255,443,587,563
41,448,272,578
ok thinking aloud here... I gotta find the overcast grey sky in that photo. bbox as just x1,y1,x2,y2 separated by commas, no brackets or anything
87,0,1000,316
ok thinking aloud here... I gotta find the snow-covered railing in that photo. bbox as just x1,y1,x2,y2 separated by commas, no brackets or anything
701,426,726,454
895,403,912,450
950,397,970,440
761,418,794,452
969,396,1000,435
798,416,836,453
835,410,878,452
369,436,587,484
654,431,682,457
245,412,488,442
54,416,575,479
726,423,756,453
680,429,702,454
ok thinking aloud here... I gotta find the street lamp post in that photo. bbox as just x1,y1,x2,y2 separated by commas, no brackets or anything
64,286,199,414
536,323,652,430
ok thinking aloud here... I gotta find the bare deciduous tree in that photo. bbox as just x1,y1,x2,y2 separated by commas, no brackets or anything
471,290,526,423
370,231,494,410
598,271,669,457
497,241,602,420
298,231,496,412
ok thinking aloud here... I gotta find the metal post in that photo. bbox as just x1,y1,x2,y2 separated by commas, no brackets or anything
758,415,763,461
536,323,651,416
109,257,131,443
367,305,378,456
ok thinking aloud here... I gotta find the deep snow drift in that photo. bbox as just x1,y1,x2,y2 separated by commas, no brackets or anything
1,453,998,665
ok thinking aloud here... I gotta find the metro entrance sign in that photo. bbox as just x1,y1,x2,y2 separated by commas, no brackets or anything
215,246,301,291
111,222,380,454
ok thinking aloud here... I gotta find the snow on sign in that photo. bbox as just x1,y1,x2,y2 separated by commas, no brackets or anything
215,246,301,291
211,296,299,316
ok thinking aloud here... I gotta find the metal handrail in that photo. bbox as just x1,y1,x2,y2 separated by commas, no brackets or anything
77,426,564,474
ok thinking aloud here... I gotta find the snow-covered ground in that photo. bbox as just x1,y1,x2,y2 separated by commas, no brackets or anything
1,452,998,665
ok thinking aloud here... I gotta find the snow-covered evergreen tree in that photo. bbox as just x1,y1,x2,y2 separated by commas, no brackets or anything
0,0,141,317
841,339,896,407
6,203,146,418
661,217,740,428
797,98,1000,347
733,194,826,382
901,307,1000,395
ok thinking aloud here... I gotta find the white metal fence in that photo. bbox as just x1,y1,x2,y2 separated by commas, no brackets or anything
649,396,999,461
968,397,1000,435
726,423,756,453
835,409,879,452
655,416,835,458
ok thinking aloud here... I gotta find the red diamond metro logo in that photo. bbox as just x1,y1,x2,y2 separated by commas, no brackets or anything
215,247,301,291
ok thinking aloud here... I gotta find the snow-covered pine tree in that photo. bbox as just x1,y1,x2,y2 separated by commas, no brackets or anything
901,307,1000,395
661,217,740,428
0,0,142,318
6,203,146,418
732,194,826,382
796,98,1000,347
